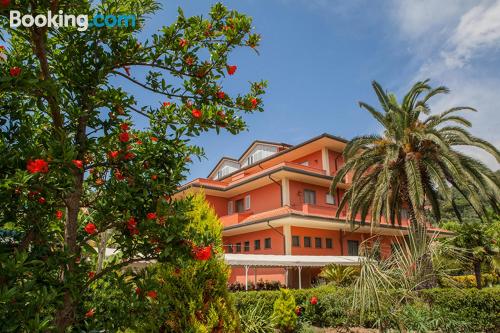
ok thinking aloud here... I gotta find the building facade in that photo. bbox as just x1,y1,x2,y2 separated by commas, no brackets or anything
177,133,416,288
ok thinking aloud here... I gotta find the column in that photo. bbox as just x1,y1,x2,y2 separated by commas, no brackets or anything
322,147,330,175
298,266,302,289
283,224,292,255
282,178,290,206
245,265,249,291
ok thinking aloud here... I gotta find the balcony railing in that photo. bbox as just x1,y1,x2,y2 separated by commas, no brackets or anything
219,212,253,227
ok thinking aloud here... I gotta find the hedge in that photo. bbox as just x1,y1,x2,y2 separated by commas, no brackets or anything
233,286,500,332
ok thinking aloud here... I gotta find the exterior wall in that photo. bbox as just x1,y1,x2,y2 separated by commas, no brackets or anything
289,180,338,211
328,150,344,175
223,227,285,255
290,227,342,255
206,195,228,217
291,150,323,171
226,183,282,215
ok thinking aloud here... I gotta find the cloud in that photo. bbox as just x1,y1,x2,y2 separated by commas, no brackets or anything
389,0,500,170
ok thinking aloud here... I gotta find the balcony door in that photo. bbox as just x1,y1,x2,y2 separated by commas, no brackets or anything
347,240,359,256
235,199,245,213
303,189,316,205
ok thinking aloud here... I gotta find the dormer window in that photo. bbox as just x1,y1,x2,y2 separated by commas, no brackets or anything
247,155,254,165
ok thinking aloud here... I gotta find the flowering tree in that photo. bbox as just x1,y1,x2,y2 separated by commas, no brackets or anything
0,0,265,331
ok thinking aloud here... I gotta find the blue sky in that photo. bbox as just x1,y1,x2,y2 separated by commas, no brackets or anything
120,0,500,181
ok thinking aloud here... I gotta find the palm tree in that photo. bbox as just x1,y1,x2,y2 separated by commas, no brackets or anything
332,80,500,230
319,263,359,286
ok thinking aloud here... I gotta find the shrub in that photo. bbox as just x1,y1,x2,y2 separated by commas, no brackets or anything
228,280,284,292
239,300,274,333
439,273,499,288
318,264,359,286
420,287,500,332
272,289,298,332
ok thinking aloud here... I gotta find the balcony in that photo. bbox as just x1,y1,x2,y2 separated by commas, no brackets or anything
219,212,253,227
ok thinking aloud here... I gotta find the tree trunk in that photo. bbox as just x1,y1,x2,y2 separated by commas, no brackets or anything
55,175,83,332
97,230,109,273
473,260,482,289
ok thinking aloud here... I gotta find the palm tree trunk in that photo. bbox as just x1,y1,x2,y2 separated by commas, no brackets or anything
473,260,482,289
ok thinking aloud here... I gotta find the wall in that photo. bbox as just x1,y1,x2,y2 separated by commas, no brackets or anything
223,227,285,255
289,180,338,209
291,150,323,171
227,182,282,215
290,227,342,255
206,195,228,217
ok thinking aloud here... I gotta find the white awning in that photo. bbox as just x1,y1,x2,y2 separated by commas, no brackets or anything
223,254,363,267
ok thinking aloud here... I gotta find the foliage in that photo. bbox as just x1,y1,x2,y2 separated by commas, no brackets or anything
441,216,500,288
0,1,265,331
439,273,499,288
238,300,274,333
94,192,237,332
331,80,500,229
233,286,500,332
228,280,284,292
351,229,465,330
318,263,359,286
272,289,298,333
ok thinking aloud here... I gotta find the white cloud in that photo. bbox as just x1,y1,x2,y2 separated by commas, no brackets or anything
390,0,500,170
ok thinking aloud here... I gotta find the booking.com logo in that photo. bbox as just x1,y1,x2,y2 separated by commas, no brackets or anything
10,10,136,31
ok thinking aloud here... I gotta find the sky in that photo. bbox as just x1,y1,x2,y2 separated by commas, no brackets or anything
120,0,500,181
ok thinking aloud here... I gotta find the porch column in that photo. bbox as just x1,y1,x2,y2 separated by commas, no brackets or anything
298,266,302,289
285,267,288,287
254,267,257,285
245,265,249,291
322,147,330,175
283,224,292,255
282,178,290,206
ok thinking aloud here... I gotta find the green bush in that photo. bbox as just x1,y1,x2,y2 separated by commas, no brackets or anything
272,289,298,332
234,286,500,332
439,273,500,288
420,287,500,332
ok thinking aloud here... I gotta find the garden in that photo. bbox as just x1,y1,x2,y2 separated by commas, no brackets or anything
1,0,500,332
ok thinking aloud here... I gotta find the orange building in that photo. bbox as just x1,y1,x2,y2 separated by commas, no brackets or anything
177,133,418,288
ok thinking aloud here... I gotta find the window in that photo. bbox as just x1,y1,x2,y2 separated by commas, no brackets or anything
244,241,250,252
347,240,359,256
227,201,233,215
326,238,333,249
304,189,316,204
326,193,336,205
217,170,223,179
304,236,311,248
236,243,241,253
292,236,300,247
245,195,251,210
235,199,244,213
315,237,322,248
401,209,409,219
227,244,233,253
254,239,261,250
247,155,254,165
264,238,272,249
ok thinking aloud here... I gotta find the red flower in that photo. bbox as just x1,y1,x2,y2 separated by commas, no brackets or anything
27,159,49,174
163,102,171,107
135,287,141,295
150,136,158,142
114,170,125,180
310,296,318,305
119,132,129,143
38,197,46,204
192,245,212,261
185,56,194,66
0,0,11,7
226,65,237,75
179,39,187,48
216,91,225,99
124,152,136,160
250,98,258,109
127,217,137,228
191,109,202,119
135,140,143,145
88,271,95,279
129,228,139,235
151,174,158,180
9,66,21,77
146,212,157,220
108,150,119,159
120,123,129,131
56,210,64,220
123,66,131,76
72,159,83,169
85,308,95,318
84,223,97,235
147,290,158,299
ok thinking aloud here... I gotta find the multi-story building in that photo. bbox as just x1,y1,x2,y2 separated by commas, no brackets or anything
177,133,426,288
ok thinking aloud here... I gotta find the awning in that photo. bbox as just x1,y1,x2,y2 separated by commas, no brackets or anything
224,254,363,267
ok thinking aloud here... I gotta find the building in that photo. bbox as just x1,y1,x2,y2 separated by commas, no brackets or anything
177,133,421,288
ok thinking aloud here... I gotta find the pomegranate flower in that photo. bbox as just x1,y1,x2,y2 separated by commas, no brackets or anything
84,223,97,235
27,159,49,174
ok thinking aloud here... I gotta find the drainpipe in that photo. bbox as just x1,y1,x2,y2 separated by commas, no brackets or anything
258,162,283,206
267,221,286,255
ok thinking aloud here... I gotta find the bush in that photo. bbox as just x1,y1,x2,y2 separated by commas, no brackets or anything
439,273,499,288
234,286,500,332
272,289,298,332
228,280,284,292
420,287,500,332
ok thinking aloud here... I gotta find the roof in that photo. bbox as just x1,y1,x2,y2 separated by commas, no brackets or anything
224,254,363,267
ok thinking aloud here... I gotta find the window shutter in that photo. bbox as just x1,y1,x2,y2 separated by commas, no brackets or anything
245,195,251,210
228,201,233,215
